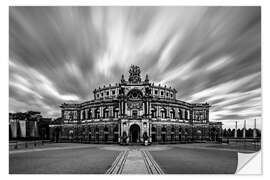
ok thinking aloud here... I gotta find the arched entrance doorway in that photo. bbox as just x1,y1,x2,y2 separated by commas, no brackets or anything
129,124,140,143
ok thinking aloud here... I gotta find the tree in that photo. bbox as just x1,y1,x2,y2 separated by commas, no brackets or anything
223,128,227,137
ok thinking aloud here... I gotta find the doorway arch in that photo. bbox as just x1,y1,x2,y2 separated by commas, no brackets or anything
129,124,141,143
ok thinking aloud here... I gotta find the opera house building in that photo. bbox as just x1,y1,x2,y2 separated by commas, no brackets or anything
50,65,222,144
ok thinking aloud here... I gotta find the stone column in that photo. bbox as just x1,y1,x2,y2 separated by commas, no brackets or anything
80,111,83,120
147,101,150,117
175,108,179,119
92,108,95,119
149,101,152,118
121,101,124,116
157,106,160,117
206,110,209,122
99,106,102,118
109,106,113,118
166,107,170,119
85,109,88,120
124,100,127,117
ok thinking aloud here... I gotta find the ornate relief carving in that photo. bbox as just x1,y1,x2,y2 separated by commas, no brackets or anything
127,101,143,110
128,65,141,83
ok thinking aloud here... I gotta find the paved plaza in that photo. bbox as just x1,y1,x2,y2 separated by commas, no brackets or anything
9,143,260,174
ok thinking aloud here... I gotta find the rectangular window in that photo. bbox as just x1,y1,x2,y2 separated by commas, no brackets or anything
101,93,103,97
161,91,164,96
166,92,168,97
112,90,115,95
97,94,99,98
155,90,158,94
107,91,109,96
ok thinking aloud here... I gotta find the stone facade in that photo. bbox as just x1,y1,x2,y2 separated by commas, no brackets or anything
50,65,222,144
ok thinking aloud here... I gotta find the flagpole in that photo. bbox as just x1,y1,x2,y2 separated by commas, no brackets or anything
253,119,257,139
243,120,246,139
234,121,237,138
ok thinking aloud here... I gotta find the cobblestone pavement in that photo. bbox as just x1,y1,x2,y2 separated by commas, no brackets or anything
10,143,257,174
149,146,238,174
9,144,119,174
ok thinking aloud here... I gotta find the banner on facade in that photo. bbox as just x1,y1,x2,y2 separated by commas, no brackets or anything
10,120,17,138
29,121,39,137
19,120,26,138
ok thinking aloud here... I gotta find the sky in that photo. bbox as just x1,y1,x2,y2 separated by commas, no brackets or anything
9,6,261,129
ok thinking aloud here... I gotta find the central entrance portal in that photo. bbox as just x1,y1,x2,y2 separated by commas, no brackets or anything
129,124,140,143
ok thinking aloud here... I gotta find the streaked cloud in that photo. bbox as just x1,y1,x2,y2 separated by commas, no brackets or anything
9,6,261,129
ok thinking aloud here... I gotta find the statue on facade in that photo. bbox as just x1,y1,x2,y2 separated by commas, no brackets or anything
128,65,141,83
145,74,149,83
120,74,126,83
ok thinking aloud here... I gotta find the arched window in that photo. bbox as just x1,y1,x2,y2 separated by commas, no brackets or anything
95,126,99,134
104,126,109,132
88,131,91,142
95,109,100,119
113,126,119,142
104,126,109,142
161,108,167,118
179,126,182,141
185,110,188,120
161,126,166,142
82,110,85,120
171,126,175,133
113,107,119,118
103,107,109,118
171,126,175,141
95,126,99,142
162,126,166,133
151,108,157,118
170,109,175,119
151,126,157,143
88,109,92,119
179,109,182,119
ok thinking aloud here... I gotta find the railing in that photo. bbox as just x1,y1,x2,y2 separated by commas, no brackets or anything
222,137,261,143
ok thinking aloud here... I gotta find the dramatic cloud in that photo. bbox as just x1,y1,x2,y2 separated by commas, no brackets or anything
9,6,261,129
